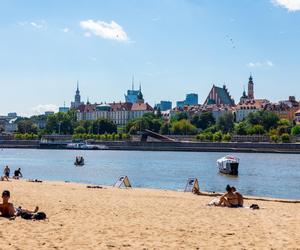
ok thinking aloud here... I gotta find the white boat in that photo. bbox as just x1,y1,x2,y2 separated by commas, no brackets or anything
217,155,239,175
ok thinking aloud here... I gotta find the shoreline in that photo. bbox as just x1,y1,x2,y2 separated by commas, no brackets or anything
2,140,300,153
0,179,299,249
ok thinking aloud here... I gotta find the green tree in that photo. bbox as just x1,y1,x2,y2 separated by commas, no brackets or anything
291,125,300,136
160,122,170,135
17,119,38,134
217,112,234,133
74,126,86,134
170,119,197,135
234,121,248,135
247,111,279,132
247,125,265,135
191,112,215,130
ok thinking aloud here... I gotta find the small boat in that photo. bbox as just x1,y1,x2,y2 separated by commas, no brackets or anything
217,155,239,175
74,156,85,166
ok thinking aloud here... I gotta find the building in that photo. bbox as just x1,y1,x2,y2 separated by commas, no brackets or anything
235,99,269,122
0,113,18,133
265,96,300,121
76,101,154,126
176,93,199,108
124,77,144,104
176,101,185,109
45,111,54,116
240,75,255,103
71,82,84,109
204,85,235,106
295,109,300,124
185,93,198,106
156,101,172,111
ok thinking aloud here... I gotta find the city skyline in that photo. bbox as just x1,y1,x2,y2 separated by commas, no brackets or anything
1,0,300,116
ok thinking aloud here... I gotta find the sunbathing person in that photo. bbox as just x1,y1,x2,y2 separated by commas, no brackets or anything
217,185,239,208
231,186,244,207
0,190,38,218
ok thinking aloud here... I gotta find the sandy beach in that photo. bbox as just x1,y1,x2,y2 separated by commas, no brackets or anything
0,180,299,250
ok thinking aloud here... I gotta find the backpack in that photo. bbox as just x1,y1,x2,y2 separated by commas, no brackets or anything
20,211,47,220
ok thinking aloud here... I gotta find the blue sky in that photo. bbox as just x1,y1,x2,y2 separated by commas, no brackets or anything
1,0,300,116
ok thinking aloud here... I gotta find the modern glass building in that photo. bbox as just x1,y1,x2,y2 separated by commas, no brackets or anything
185,93,198,105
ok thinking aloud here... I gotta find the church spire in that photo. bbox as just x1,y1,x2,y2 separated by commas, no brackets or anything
132,74,135,90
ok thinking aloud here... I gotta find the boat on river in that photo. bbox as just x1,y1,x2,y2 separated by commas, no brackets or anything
217,155,239,175
74,156,85,166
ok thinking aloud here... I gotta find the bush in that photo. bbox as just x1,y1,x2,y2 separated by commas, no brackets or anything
281,133,290,143
270,135,279,143
213,131,222,142
222,133,231,142
247,125,265,135
196,134,206,141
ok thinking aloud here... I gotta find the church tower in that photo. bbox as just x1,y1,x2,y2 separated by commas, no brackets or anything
248,74,254,99
75,81,81,104
71,81,83,109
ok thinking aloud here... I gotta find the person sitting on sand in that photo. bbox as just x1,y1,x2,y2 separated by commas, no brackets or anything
0,190,38,218
217,185,239,208
231,186,244,207
13,168,23,179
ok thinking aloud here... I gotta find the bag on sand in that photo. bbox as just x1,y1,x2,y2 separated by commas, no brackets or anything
21,211,47,220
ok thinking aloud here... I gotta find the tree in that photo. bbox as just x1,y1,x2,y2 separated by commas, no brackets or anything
92,119,117,134
173,112,188,121
291,125,300,136
234,121,248,135
217,112,234,133
74,126,86,134
170,119,197,135
191,112,215,130
247,111,279,132
160,122,170,135
247,125,265,135
17,119,38,134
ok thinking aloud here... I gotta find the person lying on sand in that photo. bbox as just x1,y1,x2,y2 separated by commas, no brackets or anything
231,186,244,207
0,190,38,218
217,185,240,208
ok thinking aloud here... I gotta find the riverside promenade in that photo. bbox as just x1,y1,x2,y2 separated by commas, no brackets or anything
1,139,300,153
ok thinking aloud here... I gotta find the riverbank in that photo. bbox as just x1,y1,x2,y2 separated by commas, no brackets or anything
2,139,300,153
0,180,299,249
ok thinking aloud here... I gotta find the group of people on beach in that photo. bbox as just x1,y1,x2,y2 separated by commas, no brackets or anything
1,165,23,181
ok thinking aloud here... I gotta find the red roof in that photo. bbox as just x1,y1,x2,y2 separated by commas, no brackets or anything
131,103,154,111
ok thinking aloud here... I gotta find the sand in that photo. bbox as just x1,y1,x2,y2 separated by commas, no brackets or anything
0,180,299,250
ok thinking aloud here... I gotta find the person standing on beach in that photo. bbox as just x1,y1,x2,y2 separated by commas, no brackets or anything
3,166,10,178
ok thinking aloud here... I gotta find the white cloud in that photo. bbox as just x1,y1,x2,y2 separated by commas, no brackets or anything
18,20,47,30
79,19,129,42
30,104,58,116
247,60,274,68
271,0,300,11
62,27,70,33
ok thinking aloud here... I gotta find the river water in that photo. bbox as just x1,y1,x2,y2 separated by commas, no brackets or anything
0,148,299,199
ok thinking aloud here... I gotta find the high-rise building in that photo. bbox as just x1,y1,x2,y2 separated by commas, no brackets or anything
185,93,198,105
156,101,172,111
71,81,84,109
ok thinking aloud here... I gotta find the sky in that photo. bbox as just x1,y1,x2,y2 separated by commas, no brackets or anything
0,0,300,116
